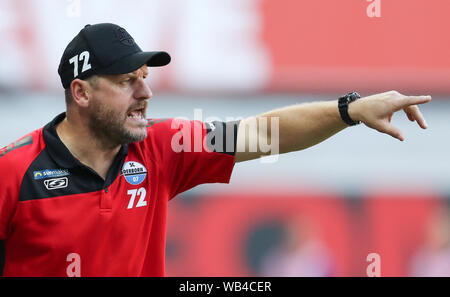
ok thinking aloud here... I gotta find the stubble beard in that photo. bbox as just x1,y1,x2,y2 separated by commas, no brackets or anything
87,100,147,147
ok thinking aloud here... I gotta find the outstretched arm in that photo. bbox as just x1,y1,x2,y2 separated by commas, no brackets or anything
234,91,431,163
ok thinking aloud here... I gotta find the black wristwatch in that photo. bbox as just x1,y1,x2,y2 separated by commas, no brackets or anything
338,92,361,126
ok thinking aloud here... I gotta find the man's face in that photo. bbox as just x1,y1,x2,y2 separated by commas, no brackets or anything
86,65,152,145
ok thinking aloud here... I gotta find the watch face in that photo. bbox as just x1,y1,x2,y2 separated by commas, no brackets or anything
348,92,361,101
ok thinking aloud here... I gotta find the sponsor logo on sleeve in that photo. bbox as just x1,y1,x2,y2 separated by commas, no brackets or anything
34,168,70,180
44,177,69,190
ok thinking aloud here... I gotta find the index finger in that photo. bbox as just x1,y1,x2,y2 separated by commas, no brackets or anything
401,95,432,106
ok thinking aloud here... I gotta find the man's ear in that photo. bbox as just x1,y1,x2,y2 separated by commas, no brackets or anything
70,79,91,108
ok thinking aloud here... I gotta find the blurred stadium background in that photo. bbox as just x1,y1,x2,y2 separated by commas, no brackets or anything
1,0,449,276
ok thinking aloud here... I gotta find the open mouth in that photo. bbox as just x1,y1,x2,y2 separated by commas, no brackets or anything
127,108,146,124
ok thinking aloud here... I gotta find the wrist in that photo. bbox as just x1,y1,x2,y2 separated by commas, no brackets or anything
338,92,361,126
347,99,362,123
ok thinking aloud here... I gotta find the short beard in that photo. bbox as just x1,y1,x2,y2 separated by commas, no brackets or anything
87,100,147,146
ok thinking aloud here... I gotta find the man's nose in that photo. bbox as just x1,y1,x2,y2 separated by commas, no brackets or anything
134,78,152,100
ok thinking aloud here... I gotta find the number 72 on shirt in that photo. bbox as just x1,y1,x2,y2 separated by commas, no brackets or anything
127,188,147,209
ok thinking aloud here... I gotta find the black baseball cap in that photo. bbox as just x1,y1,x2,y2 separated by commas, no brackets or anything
58,23,171,89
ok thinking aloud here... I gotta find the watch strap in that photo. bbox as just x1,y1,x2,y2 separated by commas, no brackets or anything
338,92,361,126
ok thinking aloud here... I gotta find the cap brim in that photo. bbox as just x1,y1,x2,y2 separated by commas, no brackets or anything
98,51,171,75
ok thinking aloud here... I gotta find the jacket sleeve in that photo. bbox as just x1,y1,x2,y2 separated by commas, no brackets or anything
146,118,240,199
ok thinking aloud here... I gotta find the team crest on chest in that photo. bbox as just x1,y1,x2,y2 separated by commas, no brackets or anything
121,161,148,185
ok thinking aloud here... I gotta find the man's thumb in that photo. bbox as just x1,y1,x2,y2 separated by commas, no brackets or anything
380,123,404,141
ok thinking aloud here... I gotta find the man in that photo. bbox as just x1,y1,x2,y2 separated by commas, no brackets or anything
0,23,431,276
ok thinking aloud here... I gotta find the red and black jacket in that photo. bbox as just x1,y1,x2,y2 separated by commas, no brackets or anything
0,112,238,276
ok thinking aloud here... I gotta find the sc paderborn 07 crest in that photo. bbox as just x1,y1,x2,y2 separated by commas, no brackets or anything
122,161,148,185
